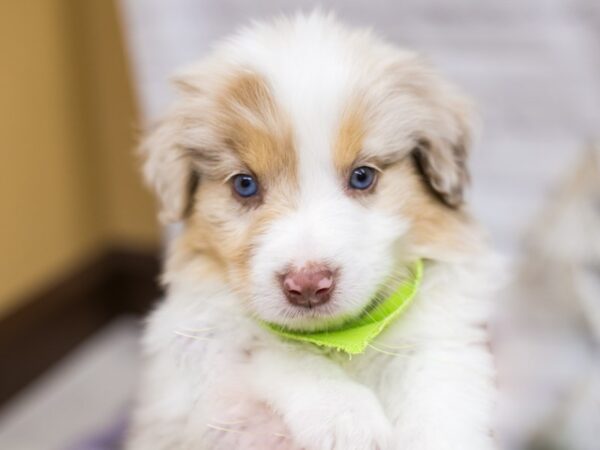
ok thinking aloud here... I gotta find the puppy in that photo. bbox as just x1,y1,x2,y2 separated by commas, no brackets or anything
127,13,498,450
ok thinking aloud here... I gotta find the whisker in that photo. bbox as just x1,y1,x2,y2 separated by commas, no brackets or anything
180,326,215,333
368,343,412,357
372,340,414,350
173,331,212,341
211,419,247,425
206,422,290,440
206,423,245,434
361,308,380,323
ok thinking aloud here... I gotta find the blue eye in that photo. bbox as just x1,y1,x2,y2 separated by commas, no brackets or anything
349,166,376,190
232,174,259,197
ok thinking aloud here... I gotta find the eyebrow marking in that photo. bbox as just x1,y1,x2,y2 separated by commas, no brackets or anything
217,71,297,182
333,97,367,173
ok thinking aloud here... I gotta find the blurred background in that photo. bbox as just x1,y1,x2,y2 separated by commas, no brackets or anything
0,1,598,449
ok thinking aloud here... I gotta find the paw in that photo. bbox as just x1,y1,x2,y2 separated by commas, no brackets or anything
284,385,393,450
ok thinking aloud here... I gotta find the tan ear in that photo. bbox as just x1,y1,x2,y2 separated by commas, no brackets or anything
140,116,196,223
140,67,216,223
413,83,474,208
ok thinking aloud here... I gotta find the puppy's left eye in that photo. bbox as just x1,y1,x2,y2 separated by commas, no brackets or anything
349,166,376,190
232,174,259,197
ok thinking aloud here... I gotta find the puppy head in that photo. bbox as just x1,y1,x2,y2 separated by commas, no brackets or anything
142,14,477,330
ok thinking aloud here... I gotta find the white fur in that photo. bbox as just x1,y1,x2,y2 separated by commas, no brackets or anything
128,13,498,450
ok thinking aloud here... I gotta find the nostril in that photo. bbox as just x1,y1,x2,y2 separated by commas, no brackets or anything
283,279,303,296
316,275,333,292
315,286,331,296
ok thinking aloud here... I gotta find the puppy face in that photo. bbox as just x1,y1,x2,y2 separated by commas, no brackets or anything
143,15,475,330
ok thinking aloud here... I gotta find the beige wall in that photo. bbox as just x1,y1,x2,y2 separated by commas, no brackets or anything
0,1,159,317
72,0,159,247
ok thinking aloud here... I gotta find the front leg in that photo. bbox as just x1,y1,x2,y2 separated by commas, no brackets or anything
383,344,497,450
250,344,394,450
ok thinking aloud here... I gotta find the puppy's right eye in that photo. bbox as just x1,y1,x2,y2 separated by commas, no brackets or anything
232,174,259,198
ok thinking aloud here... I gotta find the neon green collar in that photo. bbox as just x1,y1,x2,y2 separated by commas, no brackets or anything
262,260,423,354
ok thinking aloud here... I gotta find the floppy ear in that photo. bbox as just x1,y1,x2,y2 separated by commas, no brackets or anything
139,69,213,223
140,116,197,223
412,79,474,208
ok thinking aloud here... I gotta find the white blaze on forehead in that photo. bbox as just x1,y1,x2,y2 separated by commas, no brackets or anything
260,35,358,197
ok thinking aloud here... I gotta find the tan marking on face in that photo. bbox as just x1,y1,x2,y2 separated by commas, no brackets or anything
173,180,296,296
333,98,367,174
168,71,301,294
333,94,474,258
231,178,301,289
217,72,296,182
210,72,299,288
376,159,479,258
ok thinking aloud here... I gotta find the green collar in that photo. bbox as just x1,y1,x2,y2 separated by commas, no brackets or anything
262,260,423,354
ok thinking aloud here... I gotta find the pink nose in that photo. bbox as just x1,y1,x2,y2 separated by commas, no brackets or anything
281,264,336,308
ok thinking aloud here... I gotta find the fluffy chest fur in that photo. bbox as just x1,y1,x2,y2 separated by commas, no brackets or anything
130,256,497,450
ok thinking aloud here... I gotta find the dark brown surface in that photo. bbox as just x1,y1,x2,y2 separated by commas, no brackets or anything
0,247,162,406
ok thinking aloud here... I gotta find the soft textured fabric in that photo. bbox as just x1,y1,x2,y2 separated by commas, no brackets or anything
263,260,423,354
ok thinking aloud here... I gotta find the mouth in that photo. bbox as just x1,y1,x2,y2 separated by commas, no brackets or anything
276,300,349,332
260,260,424,354
268,261,422,331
